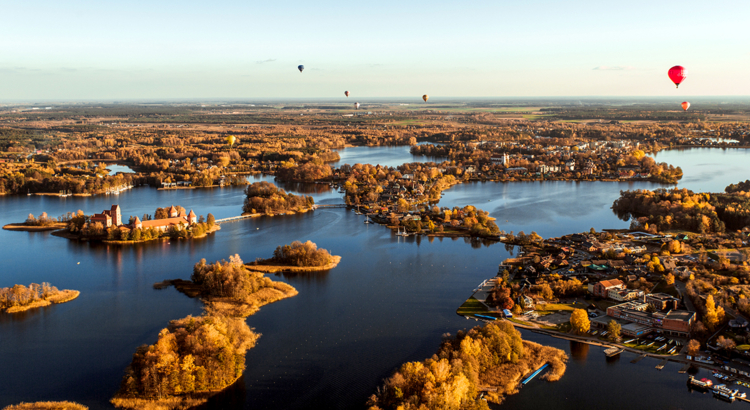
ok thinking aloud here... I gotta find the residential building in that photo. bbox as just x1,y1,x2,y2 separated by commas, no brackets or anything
592,279,625,298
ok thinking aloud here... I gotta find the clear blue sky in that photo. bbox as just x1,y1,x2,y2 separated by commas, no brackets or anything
1,0,748,100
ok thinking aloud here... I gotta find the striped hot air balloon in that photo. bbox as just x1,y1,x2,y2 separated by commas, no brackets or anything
681,101,690,111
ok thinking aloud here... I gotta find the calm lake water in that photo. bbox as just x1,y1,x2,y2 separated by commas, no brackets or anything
0,146,748,409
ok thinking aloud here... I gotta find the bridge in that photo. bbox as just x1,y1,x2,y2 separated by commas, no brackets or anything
215,204,348,224
312,204,347,209
214,214,259,224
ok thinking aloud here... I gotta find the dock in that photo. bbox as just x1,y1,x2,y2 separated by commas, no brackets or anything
631,355,647,364
521,363,549,385
656,359,667,370
604,347,623,357
678,363,691,374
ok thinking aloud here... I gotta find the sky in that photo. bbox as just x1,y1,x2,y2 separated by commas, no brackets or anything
1,0,749,100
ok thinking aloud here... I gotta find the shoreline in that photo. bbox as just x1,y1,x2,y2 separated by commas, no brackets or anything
3,223,67,231
246,255,342,273
4,290,80,314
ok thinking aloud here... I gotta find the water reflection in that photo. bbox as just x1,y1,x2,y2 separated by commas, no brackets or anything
569,341,590,361
278,270,331,285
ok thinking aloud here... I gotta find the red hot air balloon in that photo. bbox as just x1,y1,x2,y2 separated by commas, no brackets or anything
344,91,350,97
668,65,687,88
681,101,690,111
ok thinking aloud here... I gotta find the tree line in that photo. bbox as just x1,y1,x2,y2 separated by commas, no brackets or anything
242,181,314,215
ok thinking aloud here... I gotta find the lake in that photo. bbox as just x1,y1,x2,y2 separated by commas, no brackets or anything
0,146,748,409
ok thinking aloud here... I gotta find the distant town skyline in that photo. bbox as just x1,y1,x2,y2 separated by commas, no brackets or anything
1,0,749,100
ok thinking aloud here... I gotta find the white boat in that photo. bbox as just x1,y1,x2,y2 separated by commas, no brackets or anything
396,227,409,237
364,217,372,224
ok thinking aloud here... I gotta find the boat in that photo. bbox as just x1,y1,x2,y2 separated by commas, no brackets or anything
396,227,409,237
713,384,737,402
27,189,31,196
688,376,713,391
363,217,372,224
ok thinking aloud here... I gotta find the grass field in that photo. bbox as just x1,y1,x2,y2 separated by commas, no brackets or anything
456,296,494,316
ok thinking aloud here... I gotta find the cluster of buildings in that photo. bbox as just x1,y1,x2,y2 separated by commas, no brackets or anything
588,278,694,338
90,205,198,233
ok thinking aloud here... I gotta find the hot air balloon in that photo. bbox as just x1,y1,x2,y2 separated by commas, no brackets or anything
298,65,304,73
226,135,236,148
345,91,350,97
422,94,429,103
354,102,360,110
681,101,690,111
668,65,687,88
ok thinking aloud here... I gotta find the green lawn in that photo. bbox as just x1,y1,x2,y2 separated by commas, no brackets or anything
457,296,493,316
622,341,678,355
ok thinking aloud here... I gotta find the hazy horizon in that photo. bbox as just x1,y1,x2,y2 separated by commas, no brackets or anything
2,0,749,100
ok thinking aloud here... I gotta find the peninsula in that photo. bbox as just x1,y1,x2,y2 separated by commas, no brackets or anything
367,321,567,409
113,255,298,410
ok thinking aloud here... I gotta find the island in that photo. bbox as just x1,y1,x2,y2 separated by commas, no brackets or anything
1,401,88,410
112,254,298,409
242,181,314,216
246,240,341,273
3,212,67,231
0,282,79,314
367,321,567,410
51,205,219,243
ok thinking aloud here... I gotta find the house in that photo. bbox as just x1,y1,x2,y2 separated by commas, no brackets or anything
646,293,680,311
592,279,625,298
490,153,509,165
609,288,644,302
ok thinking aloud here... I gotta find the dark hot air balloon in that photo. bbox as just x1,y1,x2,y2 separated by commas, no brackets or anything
668,65,687,88
422,94,429,102
298,65,304,73
681,101,690,111
345,91,350,97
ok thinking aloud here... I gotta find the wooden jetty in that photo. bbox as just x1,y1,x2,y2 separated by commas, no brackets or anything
678,363,691,374
604,347,623,357
631,355,647,364
656,359,668,370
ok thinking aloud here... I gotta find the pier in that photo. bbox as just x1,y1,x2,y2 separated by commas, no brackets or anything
630,355,646,364
312,204,347,209
521,363,549,385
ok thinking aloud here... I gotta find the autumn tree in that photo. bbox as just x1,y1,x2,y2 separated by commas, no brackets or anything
703,294,726,331
687,339,701,356
570,309,590,335
607,320,621,341
664,273,675,286
717,336,737,352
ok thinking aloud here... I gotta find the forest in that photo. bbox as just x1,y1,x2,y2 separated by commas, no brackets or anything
612,186,750,233
367,321,567,410
242,181,314,215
